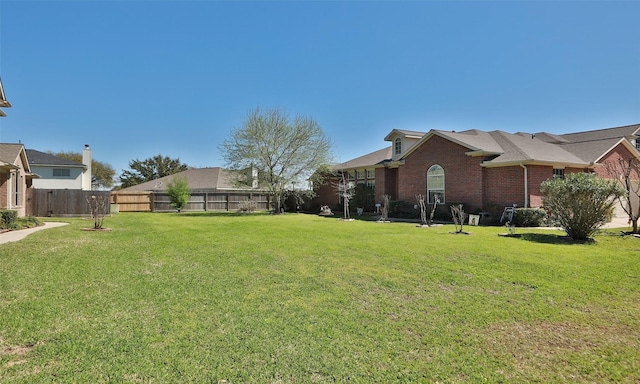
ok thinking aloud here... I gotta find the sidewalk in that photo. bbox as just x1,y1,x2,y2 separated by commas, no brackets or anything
0,222,69,244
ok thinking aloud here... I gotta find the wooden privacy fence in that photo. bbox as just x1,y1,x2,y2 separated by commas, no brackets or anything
26,189,112,217
110,190,271,212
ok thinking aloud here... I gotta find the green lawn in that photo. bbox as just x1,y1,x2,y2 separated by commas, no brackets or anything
1,212,638,383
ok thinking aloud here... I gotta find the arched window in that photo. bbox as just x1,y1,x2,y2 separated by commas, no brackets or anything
394,138,402,155
427,165,445,204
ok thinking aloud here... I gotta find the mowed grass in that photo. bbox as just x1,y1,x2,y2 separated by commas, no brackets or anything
0,213,639,383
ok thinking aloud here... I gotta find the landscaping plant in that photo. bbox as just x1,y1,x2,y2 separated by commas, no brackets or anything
165,175,191,213
541,172,625,240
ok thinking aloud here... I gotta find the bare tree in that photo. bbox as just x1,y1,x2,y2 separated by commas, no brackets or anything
220,107,332,214
416,194,427,225
450,204,467,233
429,194,441,226
602,155,640,233
379,194,390,222
334,171,355,219
86,195,108,229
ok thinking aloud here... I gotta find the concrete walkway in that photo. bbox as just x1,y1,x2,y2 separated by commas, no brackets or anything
0,222,69,244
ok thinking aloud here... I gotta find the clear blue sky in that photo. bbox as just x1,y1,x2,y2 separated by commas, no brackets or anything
1,1,638,179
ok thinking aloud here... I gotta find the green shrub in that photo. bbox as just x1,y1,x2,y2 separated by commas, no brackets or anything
541,172,625,240
388,200,419,219
165,176,191,212
0,210,17,229
513,208,547,227
12,216,43,230
351,184,375,212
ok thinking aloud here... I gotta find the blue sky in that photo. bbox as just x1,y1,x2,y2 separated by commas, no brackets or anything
0,1,638,179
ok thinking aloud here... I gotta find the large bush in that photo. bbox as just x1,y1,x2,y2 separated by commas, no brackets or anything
541,172,625,240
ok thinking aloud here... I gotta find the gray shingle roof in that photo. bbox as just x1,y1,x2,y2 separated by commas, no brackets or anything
558,137,627,163
486,131,587,165
332,147,391,170
434,129,504,154
431,129,588,166
336,123,640,171
119,167,252,192
0,143,23,164
560,124,640,143
26,149,85,167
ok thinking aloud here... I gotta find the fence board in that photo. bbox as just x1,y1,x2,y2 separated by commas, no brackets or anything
110,190,271,212
27,189,112,217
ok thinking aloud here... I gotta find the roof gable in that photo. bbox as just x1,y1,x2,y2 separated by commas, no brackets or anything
0,77,10,108
0,143,31,172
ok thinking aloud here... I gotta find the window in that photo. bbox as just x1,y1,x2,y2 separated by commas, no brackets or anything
366,169,375,179
356,170,364,180
553,168,564,179
394,138,402,155
13,171,21,207
366,179,375,188
427,165,445,204
348,171,355,180
53,168,71,177
636,139,640,151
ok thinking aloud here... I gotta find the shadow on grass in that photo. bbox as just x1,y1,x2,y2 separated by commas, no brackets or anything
503,232,596,245
177,211,273,218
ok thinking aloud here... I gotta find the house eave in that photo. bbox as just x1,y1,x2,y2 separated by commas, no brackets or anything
465,150,502,157
382,159,405,168
0,162,19,171
481,159,593,169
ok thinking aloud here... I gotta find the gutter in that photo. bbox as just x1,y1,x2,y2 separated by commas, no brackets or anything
520,163,528,208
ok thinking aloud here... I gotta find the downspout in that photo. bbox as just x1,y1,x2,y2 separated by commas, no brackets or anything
519,163,528,208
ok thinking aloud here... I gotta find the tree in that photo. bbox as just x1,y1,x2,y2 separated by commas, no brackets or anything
53,151,116,190
165,176,191,212
602,155,640,233
119,155,188,188
220,107,332,213
540,172,625,241
333,171,355,219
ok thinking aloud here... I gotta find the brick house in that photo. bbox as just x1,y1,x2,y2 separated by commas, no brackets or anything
314,124,640,218
0,143,37,217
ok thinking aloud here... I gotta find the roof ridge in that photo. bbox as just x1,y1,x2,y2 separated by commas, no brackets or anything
490,131,531,160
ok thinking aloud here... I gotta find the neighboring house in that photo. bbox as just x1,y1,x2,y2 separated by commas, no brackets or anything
0,143,37,217
0,76,10,117
114,167,271,212
315,123,640,218
118,167,254,192
26,146,92,190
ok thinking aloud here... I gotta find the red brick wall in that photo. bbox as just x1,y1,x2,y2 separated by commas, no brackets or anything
594,142,640,180
527,165,552,207
399,135,486,210
483,166,526,208
313,177,340,209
